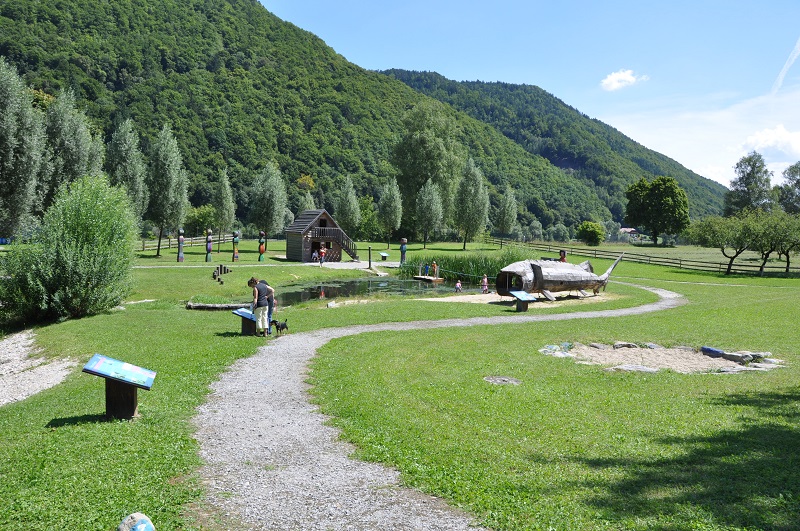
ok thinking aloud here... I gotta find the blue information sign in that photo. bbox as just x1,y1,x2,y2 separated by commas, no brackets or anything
82,354,156,390
232,308,256,321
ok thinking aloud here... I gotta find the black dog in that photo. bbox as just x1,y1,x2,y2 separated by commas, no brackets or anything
270,319,289,336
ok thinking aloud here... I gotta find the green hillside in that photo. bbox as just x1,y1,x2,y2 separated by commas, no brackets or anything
1,0,719,233
383,69,727,220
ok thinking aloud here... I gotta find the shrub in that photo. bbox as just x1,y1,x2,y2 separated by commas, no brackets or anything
0,175,138,322
576,221,605,246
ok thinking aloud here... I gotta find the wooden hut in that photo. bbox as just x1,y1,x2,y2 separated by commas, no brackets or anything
284,209,359,262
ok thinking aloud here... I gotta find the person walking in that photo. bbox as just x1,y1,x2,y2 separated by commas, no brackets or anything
319,246,327,267
248,277,275,336
481,274,489,294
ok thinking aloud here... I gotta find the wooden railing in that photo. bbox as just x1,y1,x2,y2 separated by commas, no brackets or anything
483,236,800,276
309,227,359,260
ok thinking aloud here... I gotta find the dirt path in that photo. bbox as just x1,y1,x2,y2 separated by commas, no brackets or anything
192,283,686,529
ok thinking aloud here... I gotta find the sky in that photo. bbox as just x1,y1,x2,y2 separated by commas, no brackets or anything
262,0,800,188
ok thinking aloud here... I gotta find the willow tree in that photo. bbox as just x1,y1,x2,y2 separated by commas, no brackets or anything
0,59,45,237
391,101,464,232
39,90,104,214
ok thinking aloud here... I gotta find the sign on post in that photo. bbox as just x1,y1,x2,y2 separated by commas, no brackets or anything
82,354,156,419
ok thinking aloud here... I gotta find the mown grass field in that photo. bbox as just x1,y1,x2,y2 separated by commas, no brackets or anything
1,243,798,530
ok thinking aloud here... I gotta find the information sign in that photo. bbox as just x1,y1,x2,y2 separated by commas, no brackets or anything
82,354,156,390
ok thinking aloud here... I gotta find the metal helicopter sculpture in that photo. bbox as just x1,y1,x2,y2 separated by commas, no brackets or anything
495,253,624,301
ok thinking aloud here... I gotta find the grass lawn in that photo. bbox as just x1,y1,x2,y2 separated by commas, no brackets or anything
310,262,800,530
1,254,798,530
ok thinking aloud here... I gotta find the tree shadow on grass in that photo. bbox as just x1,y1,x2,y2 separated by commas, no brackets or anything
577,389,800,530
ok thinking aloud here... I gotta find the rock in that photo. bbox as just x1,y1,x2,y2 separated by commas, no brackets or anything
749,362,784,370
721,352,753,364
605,364,659,373
118,513,155,531
588,343,610,349
613,341,639,349
759,358,784,364
701,346,725,358
735,350,770,360
326,301,337,308
644,342,664,349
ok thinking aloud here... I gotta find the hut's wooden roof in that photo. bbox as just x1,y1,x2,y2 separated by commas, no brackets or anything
284,209,338,234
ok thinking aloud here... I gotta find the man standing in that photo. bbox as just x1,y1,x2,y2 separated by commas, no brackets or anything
248,277,275,336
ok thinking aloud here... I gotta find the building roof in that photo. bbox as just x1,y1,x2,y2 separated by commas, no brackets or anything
285,209,338,234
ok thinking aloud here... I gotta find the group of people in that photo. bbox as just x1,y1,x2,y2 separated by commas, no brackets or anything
311,246,327,266
248,276,275,337
453,274,490,293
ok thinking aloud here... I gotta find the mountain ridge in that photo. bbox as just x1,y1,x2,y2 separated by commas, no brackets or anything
1,0,723,233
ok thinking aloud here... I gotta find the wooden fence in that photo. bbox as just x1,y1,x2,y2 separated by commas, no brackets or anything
483,236,800,276
140,233,237,251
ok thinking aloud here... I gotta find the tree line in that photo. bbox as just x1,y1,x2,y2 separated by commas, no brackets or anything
686,151,800,275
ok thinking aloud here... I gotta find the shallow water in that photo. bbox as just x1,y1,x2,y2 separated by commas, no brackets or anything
276,278,462,306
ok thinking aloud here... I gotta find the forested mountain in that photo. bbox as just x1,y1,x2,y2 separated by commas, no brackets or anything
383,70,727,221
1,0,722,236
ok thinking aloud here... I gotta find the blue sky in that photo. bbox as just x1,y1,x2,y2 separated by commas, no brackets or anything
262,1,800,188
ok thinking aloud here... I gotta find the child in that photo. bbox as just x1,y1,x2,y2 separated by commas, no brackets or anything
455,279,462,292
481,274,489,294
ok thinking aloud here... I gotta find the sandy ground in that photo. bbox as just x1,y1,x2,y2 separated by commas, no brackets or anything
565,344,743,373
416,291,619,306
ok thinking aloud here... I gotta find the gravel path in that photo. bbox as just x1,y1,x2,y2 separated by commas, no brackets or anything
0,331,76,407
193,283,685,530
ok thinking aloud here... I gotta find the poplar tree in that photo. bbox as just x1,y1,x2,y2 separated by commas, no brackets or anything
377,178,402,248
494,185,518,239
335,176,361,236
107,118,148,221
147,124,188,256
298,191,316,213
0,59,45,237
250,161,288,249
454,159,489,250
415,179,443,249
213,168,236,251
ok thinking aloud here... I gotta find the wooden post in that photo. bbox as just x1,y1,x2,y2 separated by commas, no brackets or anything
105,379,139,419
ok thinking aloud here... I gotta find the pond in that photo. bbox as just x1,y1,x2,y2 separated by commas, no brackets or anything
276,277,464,306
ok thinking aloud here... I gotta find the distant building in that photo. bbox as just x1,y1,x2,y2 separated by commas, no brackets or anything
284,209,359,262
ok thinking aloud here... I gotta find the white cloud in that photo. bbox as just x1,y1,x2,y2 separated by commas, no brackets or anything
743,124,800,158
596,86,800,188
600,69,649,91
